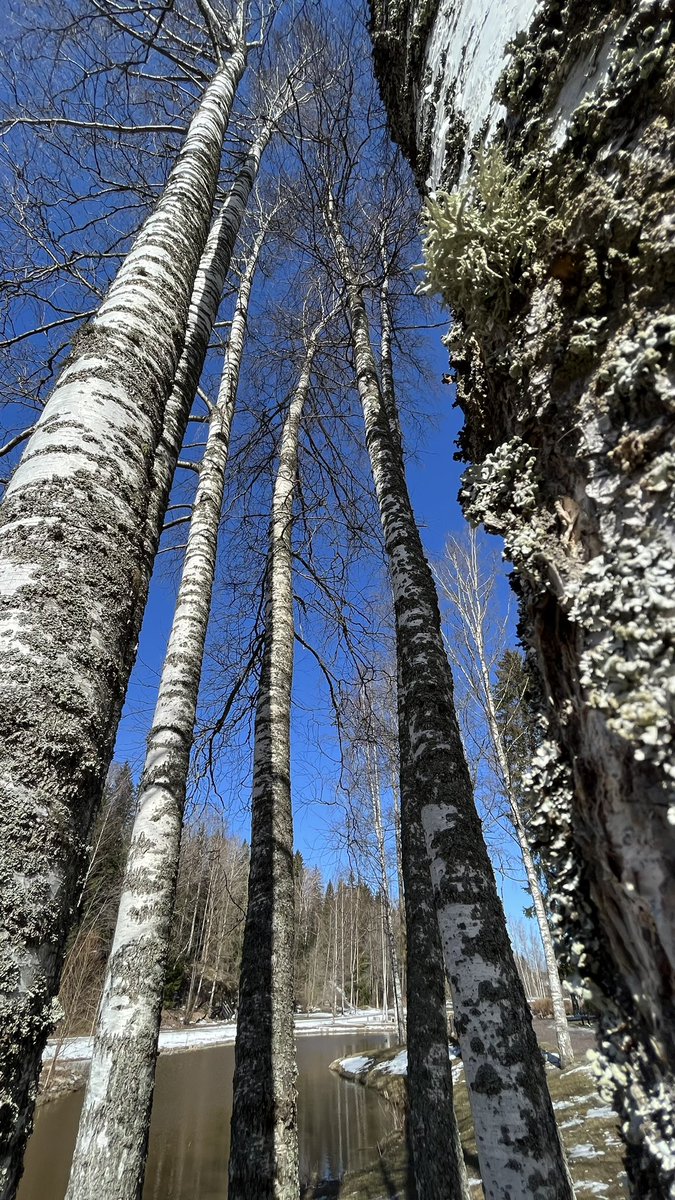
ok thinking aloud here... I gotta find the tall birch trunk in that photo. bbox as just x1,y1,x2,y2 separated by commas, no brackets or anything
400,716,469,1200
146,120,273,562
382,267,467,1199
64,210,269,1200
0,46,246,1199
437,533,574,1068
364,739,405,1044
327,199,572,1200
370,2,675,1192
228,329,323,1200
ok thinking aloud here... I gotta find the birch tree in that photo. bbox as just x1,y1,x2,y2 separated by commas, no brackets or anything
370,2,675,1192
64,196,276,1200
145,73,296,575
372,260,470,1196
341,682,406,1044
0,10,252,1189
321,174,573,1196
228,310,332,1200
364,739,405,1043
399,711,469,1200
435,530,574,1068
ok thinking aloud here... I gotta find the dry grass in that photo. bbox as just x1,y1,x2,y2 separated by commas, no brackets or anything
323,1044,628,1199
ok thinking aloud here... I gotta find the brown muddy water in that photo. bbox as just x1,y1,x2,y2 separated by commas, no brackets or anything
18,1034,396,1200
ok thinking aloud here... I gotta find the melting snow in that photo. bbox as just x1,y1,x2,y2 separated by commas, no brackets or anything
336,1055,374,1075
43,1008,396,1063
377,1050,407,1076
553,1096,587,1110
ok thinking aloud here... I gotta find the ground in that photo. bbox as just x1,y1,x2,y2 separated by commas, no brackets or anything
320,1023,627,1199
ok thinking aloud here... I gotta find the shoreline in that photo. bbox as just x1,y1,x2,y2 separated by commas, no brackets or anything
43,1008,395,1065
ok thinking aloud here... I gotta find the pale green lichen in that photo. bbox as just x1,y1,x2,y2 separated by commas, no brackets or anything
460,436,559,588
567,474,675,777
420,149,550,324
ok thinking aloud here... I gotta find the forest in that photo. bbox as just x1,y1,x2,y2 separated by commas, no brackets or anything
0,2,672,1200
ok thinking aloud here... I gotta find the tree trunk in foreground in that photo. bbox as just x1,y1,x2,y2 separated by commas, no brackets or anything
228,330,323,1200
370,3,675,1195
64,213,268,1200
0,46,246,1200
399,717,469,1200
328,200,572,1199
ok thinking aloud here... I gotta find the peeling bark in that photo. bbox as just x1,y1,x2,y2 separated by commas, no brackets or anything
327,197,572,1199
228,329,325,1200
0,46,246,1199
63,211,268,1200
369,1,675,1194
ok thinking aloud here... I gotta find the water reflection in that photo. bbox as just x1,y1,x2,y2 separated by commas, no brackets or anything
19,1034,396,1200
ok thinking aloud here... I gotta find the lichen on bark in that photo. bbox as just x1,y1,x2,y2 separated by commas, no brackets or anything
0,47,246,1200
369,0,675,1194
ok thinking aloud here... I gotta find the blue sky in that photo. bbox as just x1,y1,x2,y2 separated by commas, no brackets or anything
112,309,532,928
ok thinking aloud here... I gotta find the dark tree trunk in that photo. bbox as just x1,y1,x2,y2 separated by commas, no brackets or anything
326,196,572,1198
400,721,468,1200
228,330,325,1200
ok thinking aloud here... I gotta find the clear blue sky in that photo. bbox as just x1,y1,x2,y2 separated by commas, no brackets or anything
113,308,532,929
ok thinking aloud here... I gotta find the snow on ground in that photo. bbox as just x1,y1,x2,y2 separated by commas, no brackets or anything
377,1049,407,1076
335,1054,375,1075
553,1096,586,1111
43,1008,396,1064
335,1039,462,1083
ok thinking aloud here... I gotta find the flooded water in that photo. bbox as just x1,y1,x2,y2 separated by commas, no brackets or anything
19,1034,397,1199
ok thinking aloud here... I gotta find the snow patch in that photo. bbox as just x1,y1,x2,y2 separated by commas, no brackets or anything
376,1049,407,1076
335,1054,375,1076
43,1009,396,1063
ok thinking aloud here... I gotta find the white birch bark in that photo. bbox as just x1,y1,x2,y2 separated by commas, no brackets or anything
146,120,274,567
382,268,468,1200
364,738,405,1044
64,213,270,1200
436,534,574,1067
326,197,573,1200
228,327,325,1200
0,45,246,1199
